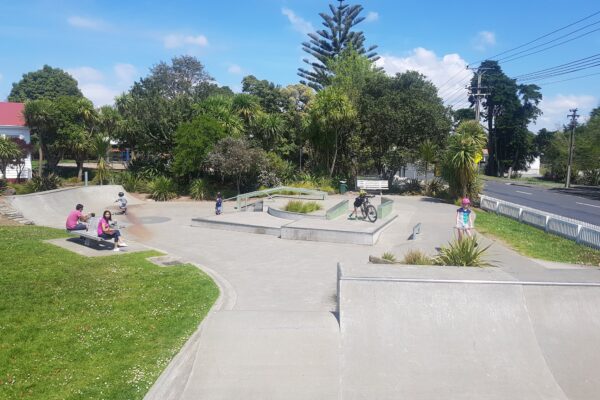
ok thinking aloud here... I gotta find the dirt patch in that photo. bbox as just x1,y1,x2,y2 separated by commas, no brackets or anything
0,214,20,226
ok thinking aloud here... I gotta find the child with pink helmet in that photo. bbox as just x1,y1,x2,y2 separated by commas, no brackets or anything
455,197,475,240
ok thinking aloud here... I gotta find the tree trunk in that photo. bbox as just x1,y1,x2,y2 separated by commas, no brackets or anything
77,161,84,182
329,131,339,178
38,142,44,176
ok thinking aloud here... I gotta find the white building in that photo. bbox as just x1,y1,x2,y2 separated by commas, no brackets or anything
0,102,32,180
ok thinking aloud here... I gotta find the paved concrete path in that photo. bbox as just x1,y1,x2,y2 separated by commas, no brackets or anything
8,188,600,399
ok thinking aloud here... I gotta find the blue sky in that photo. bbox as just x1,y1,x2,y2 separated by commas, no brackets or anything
1,0,599,130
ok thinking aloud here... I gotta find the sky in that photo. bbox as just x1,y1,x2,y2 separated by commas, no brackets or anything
0,0,599,131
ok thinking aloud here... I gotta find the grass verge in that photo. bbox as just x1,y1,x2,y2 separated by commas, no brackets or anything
480,174,564,188
475,209,600,266
284,200,323,214
0,226,219,399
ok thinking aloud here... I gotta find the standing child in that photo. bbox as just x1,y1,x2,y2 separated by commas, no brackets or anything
215,192,223,215
115,192,128,215
455,198,475,240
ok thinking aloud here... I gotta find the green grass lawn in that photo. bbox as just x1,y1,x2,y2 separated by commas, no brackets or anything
0,226,219,400
475,209,600,266
480,174,564,188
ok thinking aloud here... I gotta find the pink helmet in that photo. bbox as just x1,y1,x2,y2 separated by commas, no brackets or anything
461,197,471,206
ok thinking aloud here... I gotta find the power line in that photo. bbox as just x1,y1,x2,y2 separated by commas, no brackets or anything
444,86,469,106
523,71,600,86
437,68,473,93
438,73,473,98
517,61,600,82
500,27,600,64
469,10,600,66
496,20,600,63
513,53,600,79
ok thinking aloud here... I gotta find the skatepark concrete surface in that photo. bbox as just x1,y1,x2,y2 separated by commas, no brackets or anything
7,187,600,399
6,185,141,228
193,203,398,245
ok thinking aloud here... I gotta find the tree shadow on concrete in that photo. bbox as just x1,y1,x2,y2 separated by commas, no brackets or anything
550,186,600,201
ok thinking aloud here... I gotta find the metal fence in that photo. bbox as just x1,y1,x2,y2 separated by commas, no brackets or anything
480,195,600,250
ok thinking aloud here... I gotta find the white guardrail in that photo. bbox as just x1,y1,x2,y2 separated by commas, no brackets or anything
480,195,600,250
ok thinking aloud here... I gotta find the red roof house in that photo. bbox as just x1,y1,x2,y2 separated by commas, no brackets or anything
0,102,26,127
0,102,32,180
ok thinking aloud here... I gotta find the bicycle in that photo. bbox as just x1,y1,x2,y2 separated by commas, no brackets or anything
360,195,378,223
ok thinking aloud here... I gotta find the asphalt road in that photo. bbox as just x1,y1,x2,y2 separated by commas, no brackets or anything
483,180,600,226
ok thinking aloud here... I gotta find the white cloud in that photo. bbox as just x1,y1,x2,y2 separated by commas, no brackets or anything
227,64,243,75
473,30,496,51
535,94,598,131
79,83,119,107
163,34,208,49
114,63,137,86
67,64,138,107
376,47,473,104
67,16,109,31
365,11,379,23
282,8,314,34
66,66,104,84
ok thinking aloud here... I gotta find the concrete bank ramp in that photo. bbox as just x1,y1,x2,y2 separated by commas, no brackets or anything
7,185,140,228
338,265,600,400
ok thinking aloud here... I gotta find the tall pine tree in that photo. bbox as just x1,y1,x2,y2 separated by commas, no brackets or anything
298,1,378,91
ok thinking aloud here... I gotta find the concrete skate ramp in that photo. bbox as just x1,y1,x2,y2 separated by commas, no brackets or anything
7,185,140,228
339,266,600,400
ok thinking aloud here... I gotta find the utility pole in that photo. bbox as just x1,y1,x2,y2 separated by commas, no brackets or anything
467,67,490,123
565,108,580,188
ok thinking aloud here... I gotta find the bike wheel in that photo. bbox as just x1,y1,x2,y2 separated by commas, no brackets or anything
365,205,378,223
360,205,368,219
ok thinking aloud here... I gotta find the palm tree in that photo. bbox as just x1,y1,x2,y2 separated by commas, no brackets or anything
309,87,357,177
442,120,487,198
0,137,22,179
91,135,111,185
232,94,261,125
196,95,244,136
23,99,53,176
71,98,97,181
418,139,438,183
252,113,285,151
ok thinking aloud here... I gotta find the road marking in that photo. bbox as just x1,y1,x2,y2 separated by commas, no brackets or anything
516,190,532,195
576,202,600,209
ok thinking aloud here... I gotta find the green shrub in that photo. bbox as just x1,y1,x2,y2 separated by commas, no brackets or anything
424,178,446,197
382,252,397,262
286,175,336,194
117,171,148,193
284,200,323,213
190,179,209,200
0,178,7,191
27,173,62,192
127,156,170,180
402,250,433,265
434,236,493,267
7,182,33,195
149,176,178,201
